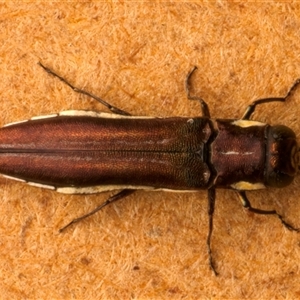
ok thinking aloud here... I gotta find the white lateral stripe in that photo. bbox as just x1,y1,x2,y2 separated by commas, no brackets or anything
57,185,198,194
3,119,28,127
59,110,156,119
3,110,159,129
2,174,26,183
27,182,55,190
232,120,265,128
0,173,200,194
31,114,58,120
231,181,265,190
1,174,56,190
60,110,106,118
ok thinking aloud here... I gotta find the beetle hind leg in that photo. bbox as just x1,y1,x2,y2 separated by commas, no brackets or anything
38,62,131,116
59,189,136,232
237,191,300,232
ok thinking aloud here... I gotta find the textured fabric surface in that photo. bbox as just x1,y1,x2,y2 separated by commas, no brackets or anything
0,2,300,299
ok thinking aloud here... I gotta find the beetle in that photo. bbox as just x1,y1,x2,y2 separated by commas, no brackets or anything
1,63,299,275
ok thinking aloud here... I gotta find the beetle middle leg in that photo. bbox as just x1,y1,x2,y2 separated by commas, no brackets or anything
241,78,300,120
237,191,300,232
185,66,211,118
38,62,130,116
59,189,136,232
207,188,218,275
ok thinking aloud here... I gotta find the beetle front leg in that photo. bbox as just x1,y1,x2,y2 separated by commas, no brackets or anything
38,62,131,116
241,78,300,120
237,191,300,232
59,189,136,232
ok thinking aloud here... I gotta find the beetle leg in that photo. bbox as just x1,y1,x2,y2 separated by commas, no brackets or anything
237,191,300,232
59,189,136,232
185,66,211,118
207,188,218,276
38,62,131,116
241,78,300,120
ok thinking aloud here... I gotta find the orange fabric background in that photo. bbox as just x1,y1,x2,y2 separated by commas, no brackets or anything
0,2,300,299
